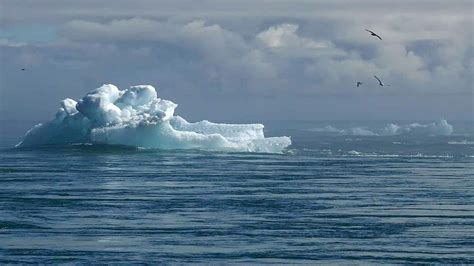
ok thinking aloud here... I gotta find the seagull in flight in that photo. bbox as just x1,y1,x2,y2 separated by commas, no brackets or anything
356,82,363,87
374,75,390,86
365,29,382,40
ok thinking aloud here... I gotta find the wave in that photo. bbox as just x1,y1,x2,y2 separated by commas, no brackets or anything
448,140,474,145
344,151,455,158
16,84,291,153
310,119,453,137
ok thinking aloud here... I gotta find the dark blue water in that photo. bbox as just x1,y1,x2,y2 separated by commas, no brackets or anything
1,120,473,264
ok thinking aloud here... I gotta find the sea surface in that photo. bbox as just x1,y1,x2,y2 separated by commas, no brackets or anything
1,120,473,264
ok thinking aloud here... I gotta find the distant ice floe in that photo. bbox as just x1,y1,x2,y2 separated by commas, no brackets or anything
17,84,291,153
310,119,453,136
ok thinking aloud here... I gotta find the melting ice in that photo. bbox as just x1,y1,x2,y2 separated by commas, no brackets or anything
17,84,291,153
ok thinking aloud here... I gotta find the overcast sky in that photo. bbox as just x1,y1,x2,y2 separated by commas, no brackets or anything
0,0,472,122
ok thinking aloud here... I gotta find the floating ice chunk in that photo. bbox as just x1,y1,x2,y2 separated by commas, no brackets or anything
310,125,344,134
310,119,453,137
349,127,376,136
381,119,453,136
381,123,401,136
17,84,291,153
428,119,453,136
347,150,362,156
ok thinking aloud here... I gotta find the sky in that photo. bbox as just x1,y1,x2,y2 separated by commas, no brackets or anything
0,0,472,122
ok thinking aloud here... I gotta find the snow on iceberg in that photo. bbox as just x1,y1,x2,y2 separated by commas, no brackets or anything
17,84,291,153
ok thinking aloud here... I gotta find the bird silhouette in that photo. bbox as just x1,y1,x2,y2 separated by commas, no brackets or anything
356,82,363,87
365,29,382,40
374,75,390,86
21,68,25,71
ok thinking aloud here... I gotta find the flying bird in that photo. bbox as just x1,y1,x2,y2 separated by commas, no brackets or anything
374,75,390,86
356,82,363,87
21,68,25,71
365,29,382,40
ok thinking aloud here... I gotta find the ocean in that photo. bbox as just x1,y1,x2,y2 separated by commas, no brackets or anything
1,120,473,264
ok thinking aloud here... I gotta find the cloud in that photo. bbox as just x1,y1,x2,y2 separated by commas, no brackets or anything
3,17,472,96
256,24,344,59
57,19,281,93
0,1,472,121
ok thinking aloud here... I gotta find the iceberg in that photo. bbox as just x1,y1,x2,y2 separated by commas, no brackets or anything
17,84,291,153
310,119,453,137
380,119,453,136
